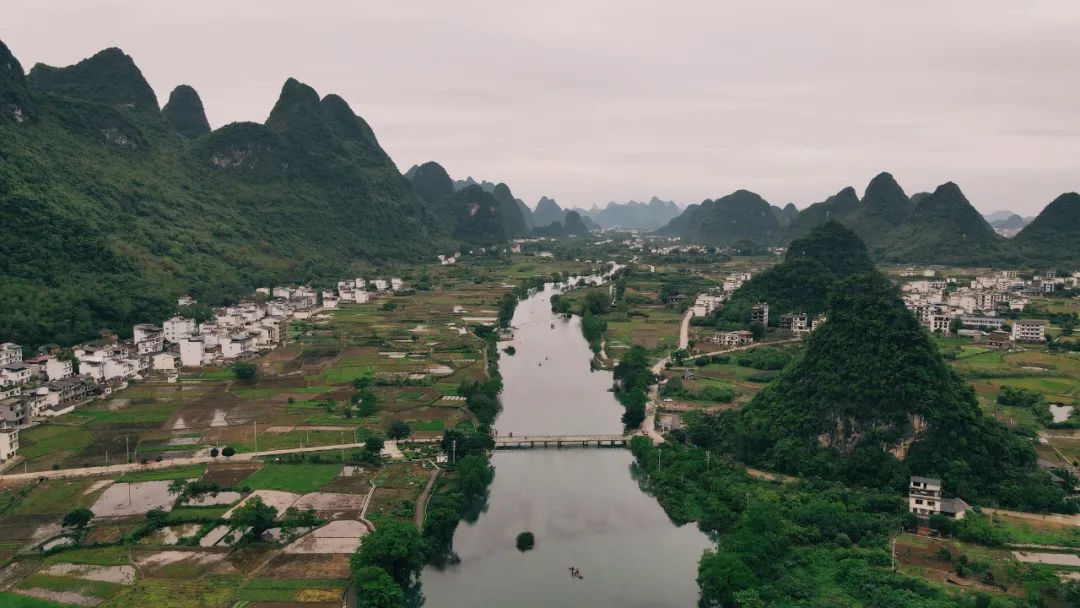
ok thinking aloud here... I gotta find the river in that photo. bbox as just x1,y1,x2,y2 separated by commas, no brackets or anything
420,279,713,607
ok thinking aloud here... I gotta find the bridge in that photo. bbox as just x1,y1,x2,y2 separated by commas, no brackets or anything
494,434,632,449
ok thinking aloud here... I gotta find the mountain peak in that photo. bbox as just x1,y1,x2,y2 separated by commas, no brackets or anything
318,94,380,150
266,78,321,130
162,85,210,137
406,161,454,201
863,171,907,204
27,46,158,112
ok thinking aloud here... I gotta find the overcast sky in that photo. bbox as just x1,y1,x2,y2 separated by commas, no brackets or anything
5,1,1079,214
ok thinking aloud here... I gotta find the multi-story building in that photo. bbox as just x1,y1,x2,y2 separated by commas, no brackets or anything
0,343,22,366
959,316,1004,331
751,303,769,326
133,324,165,355
908,476,968,519
779,313,808,333
163,317,197,343
714,330,754,347
692,294,725,318
44,356,74,381
0,427,18,462
1011,319,1047,343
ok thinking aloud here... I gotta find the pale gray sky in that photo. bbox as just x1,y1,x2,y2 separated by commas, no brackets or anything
5,1,1079,214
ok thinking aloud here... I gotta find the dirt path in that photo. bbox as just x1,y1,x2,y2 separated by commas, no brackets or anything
414,465,441,530
984,507,1080,527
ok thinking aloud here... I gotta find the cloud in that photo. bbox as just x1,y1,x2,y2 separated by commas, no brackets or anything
3,0,1079,213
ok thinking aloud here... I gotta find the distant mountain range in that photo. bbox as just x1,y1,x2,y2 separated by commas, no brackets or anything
657,172,1080,265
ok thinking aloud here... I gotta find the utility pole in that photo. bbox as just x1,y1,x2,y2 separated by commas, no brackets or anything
657,447,661,471
126,436,130,463
891,537,897,571
105,450,108,467
254,421,258,453
452,440,457,464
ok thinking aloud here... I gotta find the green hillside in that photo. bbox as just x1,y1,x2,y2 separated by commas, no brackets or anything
656,190,785,246
1013,192,1080,265
883,182,1009,264
405,161,526,244
708,271,1065,509
0,40,446,349
716,221,875,326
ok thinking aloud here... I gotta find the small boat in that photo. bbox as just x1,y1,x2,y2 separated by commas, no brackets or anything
550,323,555,329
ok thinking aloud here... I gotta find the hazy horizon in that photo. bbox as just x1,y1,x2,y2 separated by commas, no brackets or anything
5,0,1079,214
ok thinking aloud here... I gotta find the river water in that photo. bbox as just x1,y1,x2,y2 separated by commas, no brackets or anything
420,281,712,607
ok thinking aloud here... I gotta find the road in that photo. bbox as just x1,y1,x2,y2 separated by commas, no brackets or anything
641,309,694,444
0,441,397,484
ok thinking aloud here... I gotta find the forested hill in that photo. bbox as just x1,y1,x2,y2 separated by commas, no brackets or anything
405,161,528,243
656,172,1080,265
702,269,1067,510
716,222,875,326
0,40,449,349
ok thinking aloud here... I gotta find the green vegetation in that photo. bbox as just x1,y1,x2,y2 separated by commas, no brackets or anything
630,438,1068,608
0,592,76,608
716,221,874,325
239,463,341,493
612,345,654,428
700,270,1069,511
516,531,535,551
0,40,449,349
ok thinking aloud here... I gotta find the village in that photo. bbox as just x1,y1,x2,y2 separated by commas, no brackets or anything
0,274,439,467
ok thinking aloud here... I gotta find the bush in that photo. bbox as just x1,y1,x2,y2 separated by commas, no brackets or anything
222,446,235,457
516,531,535,551
210,447,219,458
232,362,257,380
387,420,410,440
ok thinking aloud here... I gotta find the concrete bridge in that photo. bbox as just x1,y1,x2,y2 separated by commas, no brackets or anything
494,434,631,449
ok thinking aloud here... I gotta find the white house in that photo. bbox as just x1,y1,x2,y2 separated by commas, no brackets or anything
44,356,74,381
163,317,196,343
372,279,389,291
179,337,206,368
0,427,18,462
714,330,754,346
390,278,404,291
692,294,725,318
133,324,165,355
152,352,180,371
222,334,255,359
908,476,968,519
178,296,197,306
0,343,22,366
272,287,292,299
0,363,32,387
354,291,370,304
1011,319,1047,343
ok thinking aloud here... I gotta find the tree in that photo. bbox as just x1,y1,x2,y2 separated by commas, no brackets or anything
366,436,385,454
230,496,278,540
354,566,405,608
516,531,535,551
222,446,235,457
456,454,494,501
387,420,410,440
697,550,756,607
232,361,257,380
351,522,426,587
210,447,219,458
62,507,93,530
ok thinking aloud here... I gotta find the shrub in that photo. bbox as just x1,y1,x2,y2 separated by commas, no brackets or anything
516,531,535,551
222,446,236,457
